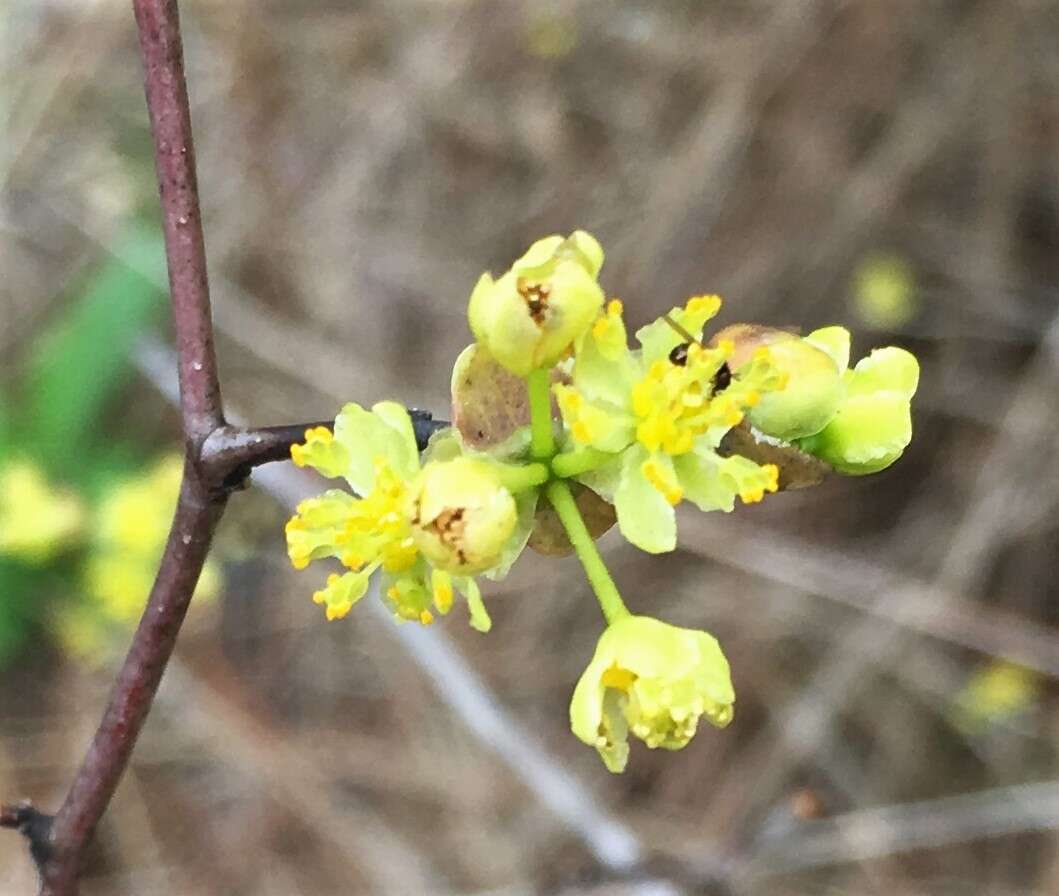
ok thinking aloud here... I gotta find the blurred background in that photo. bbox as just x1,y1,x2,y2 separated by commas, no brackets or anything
2,1,1058,893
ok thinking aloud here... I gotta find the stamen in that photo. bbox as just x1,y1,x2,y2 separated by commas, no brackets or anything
661,312,700,347
517,278,551,324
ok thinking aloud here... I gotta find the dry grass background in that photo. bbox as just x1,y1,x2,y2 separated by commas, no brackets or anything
3,0,1059,893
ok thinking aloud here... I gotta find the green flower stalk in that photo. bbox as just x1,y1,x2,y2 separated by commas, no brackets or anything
469,231,605,376
544,479,628,625
570,615,735,773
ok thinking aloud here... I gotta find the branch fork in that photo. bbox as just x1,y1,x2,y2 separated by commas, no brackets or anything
0,2,354,892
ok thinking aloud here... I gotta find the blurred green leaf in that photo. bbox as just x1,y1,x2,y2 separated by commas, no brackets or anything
0,560,81,668
0,562,38,667
21,226,167,473
0,395,10,455
77,442,148,501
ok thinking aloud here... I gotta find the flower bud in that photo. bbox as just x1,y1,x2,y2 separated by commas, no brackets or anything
468,231,605,376
798,346,918,474
408,457,518,575
711,325,844,441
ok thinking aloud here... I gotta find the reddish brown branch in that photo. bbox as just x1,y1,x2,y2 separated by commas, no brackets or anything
2,4,448,890
8,2,230,893
44,471,225,895
201,422,335,489
133,0,223,445
3,0,454,888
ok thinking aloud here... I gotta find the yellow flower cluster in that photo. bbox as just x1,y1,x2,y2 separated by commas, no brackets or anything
62,456,220,657
278,229,924,776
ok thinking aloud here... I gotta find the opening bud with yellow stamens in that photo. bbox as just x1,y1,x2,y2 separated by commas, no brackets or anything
570,615,734,773
407,457,518,575
469,231,605,376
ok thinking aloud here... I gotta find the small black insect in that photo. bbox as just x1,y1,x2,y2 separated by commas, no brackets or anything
668,342,691,366
711,362,732,394
662,313,733,394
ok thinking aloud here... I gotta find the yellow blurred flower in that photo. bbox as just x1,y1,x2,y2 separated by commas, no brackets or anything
0,459,83,564
63,455,220,657
950,660,1040,735
524,11,578,60
852,253,917,330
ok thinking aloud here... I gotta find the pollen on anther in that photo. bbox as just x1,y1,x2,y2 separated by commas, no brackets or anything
686,294,722,316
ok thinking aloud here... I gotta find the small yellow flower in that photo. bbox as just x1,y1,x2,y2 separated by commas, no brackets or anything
0,460,83,564
553,295,783,553
286,402,530,630
629,343,754,457
853,253,917,330
570,615,734,773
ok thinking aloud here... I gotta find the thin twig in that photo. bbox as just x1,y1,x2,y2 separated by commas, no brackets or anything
5,2,231,892
42,468,225,895
1,803,54,871
3,5,477,890
131,0,223,445
745,779,1059,877
199,411,449,488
